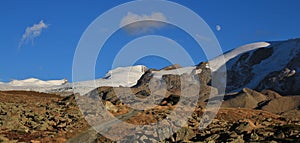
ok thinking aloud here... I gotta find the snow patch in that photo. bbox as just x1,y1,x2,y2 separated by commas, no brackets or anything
209,42,271,71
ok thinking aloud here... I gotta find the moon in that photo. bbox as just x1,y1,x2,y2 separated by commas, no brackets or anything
216,25,221,31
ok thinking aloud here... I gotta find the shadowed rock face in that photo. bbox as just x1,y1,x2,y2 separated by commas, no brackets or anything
257,52,300,95
225,47,274,92
133,69,157,88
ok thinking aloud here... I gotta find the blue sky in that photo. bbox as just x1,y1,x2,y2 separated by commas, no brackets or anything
1,0,300,82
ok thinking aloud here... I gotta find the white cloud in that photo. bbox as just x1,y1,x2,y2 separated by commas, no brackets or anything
120,12,167,35
18,20,49,48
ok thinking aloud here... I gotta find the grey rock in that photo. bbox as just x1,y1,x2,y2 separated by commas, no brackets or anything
205,134,220,141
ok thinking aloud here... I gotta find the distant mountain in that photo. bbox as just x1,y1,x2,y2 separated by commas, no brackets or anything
0,65,147,94
8,78,68,87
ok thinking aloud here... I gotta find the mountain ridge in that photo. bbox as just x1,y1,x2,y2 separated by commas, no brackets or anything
1,38,300,95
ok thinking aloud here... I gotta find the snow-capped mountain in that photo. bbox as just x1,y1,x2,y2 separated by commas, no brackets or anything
1,38,300,95
213,38,300,95
0,65,147,95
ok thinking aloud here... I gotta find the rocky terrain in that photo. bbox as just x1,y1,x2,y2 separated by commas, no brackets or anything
0,89,300,143
0,91,89,143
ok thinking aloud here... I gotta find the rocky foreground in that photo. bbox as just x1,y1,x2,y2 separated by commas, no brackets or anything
0,89,300,143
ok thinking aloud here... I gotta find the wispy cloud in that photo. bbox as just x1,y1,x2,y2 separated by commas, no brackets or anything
18,20,48,49
120,12,167,35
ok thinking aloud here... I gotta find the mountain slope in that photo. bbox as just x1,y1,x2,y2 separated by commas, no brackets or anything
212,38,300,94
